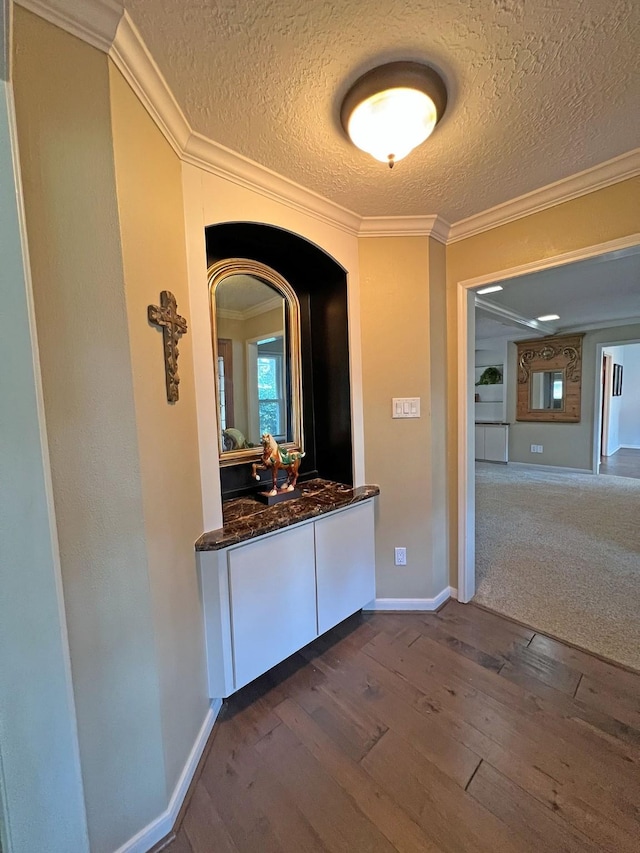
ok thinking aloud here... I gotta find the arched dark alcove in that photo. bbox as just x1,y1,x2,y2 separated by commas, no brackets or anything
206,222,353,499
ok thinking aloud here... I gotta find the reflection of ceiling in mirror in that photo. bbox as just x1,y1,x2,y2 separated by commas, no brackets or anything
216,274,283,320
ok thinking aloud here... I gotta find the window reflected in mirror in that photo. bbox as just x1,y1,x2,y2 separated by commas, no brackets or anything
209,261,303,465
530,370,564,411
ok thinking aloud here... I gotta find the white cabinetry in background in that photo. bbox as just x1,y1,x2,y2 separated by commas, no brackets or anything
199,500,376,698
475,424,509,462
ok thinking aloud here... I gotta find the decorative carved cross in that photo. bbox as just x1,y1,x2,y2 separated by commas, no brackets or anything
148,291,188,403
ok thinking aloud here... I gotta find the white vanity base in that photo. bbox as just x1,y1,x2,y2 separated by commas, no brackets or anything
198,499,376,698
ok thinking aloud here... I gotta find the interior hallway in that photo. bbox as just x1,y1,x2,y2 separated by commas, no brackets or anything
600,447,640,479
474,462,640,671
165,603,640,853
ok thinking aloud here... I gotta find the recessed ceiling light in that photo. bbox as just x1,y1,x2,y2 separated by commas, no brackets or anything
477,285,503,295
537,314,560,322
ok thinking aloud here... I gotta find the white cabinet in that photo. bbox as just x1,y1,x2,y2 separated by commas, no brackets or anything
199,499,376,698
315,502,375,635
475,424,508,462
228,525,317,689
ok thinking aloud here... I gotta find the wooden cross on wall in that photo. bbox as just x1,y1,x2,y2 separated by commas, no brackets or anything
148,291,188,403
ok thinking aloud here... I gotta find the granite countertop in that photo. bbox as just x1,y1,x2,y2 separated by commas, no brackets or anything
195,478,380,551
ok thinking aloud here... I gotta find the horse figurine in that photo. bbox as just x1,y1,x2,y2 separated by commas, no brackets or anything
251,433,305,497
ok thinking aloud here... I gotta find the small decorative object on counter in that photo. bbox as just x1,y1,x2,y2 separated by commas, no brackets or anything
251,433,305,504
476,365,502,385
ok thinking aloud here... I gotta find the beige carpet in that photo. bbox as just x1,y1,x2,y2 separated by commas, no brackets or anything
475,462,640,671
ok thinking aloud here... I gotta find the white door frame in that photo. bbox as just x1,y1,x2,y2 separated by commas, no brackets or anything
456,233,640,603
592,338,640,474
598,352,613,467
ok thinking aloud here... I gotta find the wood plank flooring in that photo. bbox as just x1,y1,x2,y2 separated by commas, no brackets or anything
599,447,640,480
164,602,640,853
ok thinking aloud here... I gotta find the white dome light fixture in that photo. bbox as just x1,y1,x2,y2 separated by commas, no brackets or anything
341,61,448,169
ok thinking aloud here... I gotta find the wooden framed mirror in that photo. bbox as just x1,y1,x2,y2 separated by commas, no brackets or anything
516,333,584,423
208,259,304,466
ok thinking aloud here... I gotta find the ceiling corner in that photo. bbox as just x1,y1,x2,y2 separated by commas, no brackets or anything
15,0,123,53
358,215,451,240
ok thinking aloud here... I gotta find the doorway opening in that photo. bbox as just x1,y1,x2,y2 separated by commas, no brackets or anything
457,234,640,670
596,341,640,480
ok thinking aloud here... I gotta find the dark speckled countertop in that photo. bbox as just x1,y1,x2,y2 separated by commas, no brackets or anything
195,478,380,551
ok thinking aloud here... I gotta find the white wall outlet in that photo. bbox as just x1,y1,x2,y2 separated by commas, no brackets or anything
530,444,536,453
392,397,421,418
394,547,407,566
537,444,543,453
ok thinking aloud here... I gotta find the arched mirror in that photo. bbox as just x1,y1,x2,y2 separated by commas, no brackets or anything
208,259,304,466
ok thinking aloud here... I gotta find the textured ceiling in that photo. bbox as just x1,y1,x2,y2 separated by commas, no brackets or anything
124,0,640,220
216,274,280,313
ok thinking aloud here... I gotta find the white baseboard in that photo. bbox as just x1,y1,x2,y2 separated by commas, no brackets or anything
603,444,622,457
507,461,593,475
619,444,640,450
365,586,456,611
113,698,222,853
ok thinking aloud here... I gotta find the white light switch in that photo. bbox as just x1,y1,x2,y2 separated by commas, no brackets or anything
392,397,421,418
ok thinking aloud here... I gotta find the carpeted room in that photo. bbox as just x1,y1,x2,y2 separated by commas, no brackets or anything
472,252,640,672
475,462,640,671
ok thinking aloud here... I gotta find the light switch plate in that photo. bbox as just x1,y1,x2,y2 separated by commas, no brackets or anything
392,397,421,418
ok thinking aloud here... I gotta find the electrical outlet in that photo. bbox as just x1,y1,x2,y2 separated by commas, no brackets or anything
530,444,537,453
538,445,543,453
394,547,407,566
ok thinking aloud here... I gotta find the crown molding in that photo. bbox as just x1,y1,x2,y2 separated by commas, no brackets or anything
218,296,283,322
108,11,189,154
474,295,557,336
448,149,640,243
15,0,122,53
183,131,361,237
359,215,450,242
15,2,640,244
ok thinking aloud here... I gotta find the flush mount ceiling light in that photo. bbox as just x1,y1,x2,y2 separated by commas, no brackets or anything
537,314,560,322
340,61,448,169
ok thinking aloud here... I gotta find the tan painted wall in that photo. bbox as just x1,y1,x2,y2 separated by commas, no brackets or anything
428,237,450,593
505,323,640,469
360,236,440,599
109,65,209,795
12,10,167,853
446,178,640,583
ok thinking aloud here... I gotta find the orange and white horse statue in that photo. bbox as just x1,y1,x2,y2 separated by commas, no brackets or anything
251,433,305,496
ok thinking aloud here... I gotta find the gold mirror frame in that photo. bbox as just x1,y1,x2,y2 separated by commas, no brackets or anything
516,333,584,423
208,258,304,467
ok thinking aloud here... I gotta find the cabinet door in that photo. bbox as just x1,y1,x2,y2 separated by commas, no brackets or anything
315,501,376,635
475,426,485,460
228,524,317,691
484,426,508,462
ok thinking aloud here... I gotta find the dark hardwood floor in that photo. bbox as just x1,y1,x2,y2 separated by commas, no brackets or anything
165,602,640,853
600,447,640,480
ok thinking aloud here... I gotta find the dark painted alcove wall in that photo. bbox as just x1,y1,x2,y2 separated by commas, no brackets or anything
205,222,353,499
